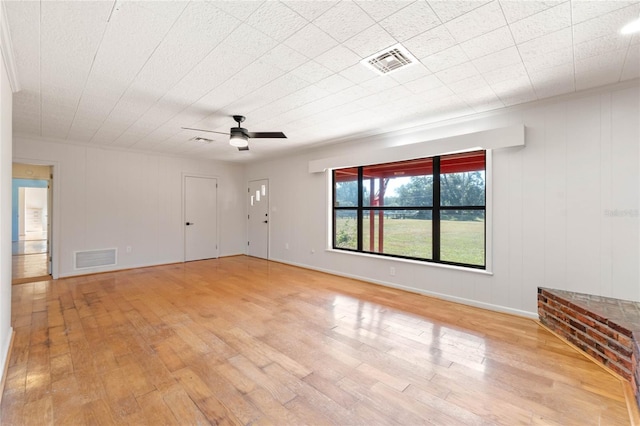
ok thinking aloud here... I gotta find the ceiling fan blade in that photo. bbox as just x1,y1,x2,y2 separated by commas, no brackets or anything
248,131,287,139
181,127,230,136
238,145,249,151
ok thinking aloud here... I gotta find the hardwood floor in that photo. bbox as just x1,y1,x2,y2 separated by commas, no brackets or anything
12,237,50,284
1,256,631,425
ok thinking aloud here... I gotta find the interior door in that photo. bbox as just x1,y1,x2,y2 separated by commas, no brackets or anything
184,176,218,261
47,179,52,274
248,179,268,259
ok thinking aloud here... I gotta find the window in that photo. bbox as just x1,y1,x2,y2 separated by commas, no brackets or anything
333,150,486,269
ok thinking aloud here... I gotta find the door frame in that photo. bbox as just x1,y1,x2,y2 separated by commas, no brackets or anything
182,173,220,262
13,158,60,279
247,178,269,259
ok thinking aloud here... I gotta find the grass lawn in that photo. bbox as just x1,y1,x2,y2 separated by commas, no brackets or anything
336,217,484,266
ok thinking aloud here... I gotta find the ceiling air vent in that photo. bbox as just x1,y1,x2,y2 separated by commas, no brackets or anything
361,43,418,75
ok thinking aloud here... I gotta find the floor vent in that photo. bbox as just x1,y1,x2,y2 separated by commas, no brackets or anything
361,43,418,75
74,248,117,270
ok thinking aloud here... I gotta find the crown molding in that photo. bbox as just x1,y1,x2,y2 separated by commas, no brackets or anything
0,1,21,93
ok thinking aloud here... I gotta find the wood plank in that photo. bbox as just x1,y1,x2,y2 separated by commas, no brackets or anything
1,257,633,425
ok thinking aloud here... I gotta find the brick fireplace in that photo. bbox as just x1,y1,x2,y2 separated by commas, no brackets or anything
537,288,640,410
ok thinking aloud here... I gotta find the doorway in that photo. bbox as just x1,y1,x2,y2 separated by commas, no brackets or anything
248,179,269,259
184,175,218,262
12,163,52,284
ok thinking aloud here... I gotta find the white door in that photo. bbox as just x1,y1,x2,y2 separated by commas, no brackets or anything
248,179,268,259
185,176,218,261
47,180,52,274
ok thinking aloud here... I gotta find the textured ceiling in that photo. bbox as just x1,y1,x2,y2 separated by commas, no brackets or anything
5,0,640,162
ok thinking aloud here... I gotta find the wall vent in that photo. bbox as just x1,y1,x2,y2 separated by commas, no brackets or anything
74,248,117,270
361,43,418,75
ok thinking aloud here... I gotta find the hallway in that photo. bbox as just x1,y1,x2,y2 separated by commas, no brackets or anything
11,231,49,284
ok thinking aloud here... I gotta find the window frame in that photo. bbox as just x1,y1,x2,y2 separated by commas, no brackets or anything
332,150,488,270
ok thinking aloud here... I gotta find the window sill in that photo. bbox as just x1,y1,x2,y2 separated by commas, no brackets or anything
325,248,493,276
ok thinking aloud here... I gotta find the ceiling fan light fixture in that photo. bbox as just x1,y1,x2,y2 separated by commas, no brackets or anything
229,128,249,147
621,16,640,34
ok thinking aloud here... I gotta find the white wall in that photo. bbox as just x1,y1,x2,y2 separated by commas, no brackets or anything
246,83,640,317
14,137,247,277
0,34,14,387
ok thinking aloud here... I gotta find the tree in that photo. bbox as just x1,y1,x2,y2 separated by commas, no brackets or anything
440,172,485,207
335,180,368,207
395,176,433,207
394,172,485,220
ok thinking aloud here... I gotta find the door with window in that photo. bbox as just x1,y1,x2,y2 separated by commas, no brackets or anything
184,176,218,261
248,179,269,259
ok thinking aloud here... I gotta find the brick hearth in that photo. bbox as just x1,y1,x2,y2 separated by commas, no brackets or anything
537,288,640,409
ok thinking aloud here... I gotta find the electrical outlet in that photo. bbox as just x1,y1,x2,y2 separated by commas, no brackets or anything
285,243,289,250
126,246,132,253
390,267,396,276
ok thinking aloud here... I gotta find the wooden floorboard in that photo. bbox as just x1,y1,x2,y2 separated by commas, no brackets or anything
1,256,631,425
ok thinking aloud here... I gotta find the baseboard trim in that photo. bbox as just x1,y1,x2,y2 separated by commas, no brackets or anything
268,257,537,319
0,328,15,406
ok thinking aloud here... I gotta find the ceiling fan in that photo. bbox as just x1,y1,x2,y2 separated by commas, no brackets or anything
182,115,286,151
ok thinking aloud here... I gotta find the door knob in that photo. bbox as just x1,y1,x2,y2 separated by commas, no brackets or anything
263,220,268,223
186,222,194,226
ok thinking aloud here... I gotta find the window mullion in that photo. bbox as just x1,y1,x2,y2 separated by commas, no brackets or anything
433,157,441,261
357,167,363,251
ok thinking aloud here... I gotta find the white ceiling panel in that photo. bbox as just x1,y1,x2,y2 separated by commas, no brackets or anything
421,45,469,73
5,0,639,163
459,26,515,60
429,1,492,23
472,46,522,74
523,45,574,73
354,0,413,22
571,0,637,24
573,4,640,45
508,1,571,44
391,63,432,84
231,74,311,113
435,62,479,85
283,23,339,58
499,0,563,24
379,1,442,41
359,75,400,93
125,2,241,94
4,1,40,91
529,63,576,98
403,25,457,59
458,84,501,107
260,44,309,73
282,0,339,21
244,1,308,42
290,60,335,84
343,24,397,58
315,45,362,73
209,0,262,21
574,33,633,61
621,45,640,81
313,1,375,42
339,63,379,84
444,1,507,43
494,83,537,106
418,85,455,102
316,74,355,94
447,75,489,94
481,62,528,85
